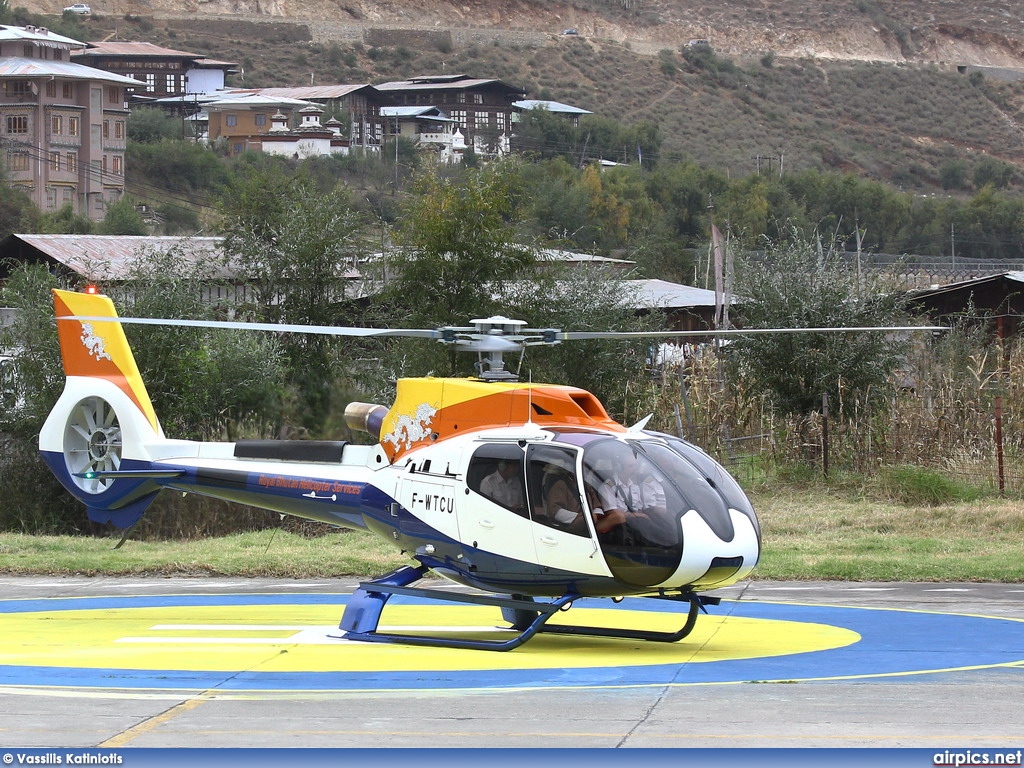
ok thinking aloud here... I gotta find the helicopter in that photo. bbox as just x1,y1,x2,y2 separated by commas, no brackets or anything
37,287,938,651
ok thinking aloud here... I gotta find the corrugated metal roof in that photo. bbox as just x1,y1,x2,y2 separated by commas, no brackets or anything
14,235,229,279
514,99,592,115
627,279,721,308
77,41,201,58
908,271,1024,298
205,92,314,109
375,76,523,94
381,106,438,117
537,248,632,265
192,58,239,69
0,56,141,85
0,25,82,47
380,106,456,122
152,92,223,105
9,236,717,311
238,85,374,100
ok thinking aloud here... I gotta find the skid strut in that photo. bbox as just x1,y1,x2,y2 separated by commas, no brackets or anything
337,565,719,651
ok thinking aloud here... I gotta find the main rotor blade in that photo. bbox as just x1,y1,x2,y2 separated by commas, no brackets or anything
59,315,443,339
552,326,948,341
59,313,948,344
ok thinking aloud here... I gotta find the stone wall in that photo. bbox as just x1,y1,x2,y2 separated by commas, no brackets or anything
307,22,548,49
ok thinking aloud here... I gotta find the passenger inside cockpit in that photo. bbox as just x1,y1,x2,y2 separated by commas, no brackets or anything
540,457,585,530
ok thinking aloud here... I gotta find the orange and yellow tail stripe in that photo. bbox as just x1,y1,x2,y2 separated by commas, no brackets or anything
52,288,160,433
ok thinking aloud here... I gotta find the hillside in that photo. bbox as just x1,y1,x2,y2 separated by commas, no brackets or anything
40,0,1024,66
28,0,1024,189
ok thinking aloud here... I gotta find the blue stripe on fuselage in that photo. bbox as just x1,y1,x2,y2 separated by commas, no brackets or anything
154,463,370,529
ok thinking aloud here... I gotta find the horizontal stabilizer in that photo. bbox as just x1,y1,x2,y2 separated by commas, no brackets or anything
73,469,185,480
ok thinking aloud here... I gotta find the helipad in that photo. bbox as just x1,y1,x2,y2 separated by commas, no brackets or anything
2,587,1023,694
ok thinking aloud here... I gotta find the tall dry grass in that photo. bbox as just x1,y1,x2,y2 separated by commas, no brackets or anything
652,334,1024,495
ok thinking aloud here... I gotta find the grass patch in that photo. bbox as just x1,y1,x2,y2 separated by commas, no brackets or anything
2,481,1023,582
751,488,1024,581
0,528,407,578
872,465,986,506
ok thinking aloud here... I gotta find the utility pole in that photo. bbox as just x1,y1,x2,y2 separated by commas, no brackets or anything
951,222,956,269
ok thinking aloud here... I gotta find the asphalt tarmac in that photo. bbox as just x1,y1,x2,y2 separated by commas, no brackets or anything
1,576,1022,749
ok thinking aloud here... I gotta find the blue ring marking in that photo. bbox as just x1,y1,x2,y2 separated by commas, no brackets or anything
1,594,1022,691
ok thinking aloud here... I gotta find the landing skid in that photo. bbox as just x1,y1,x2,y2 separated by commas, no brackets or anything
336,565,720,651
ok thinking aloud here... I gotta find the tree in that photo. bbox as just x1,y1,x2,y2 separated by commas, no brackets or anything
953,186,1024,261
519,158,599,247
0,181,39,240
218,165,369,428
109,243,287,440
973,157,1014,190
219,168,366,327
939,159,968,191
497,264,661,424
37,203,92,234
0,250,287,532
645,161,728,244
0,262,82,532
126,139,229,197
728,235,919,420
384,161,536,331
127,106,184,144
0,262,65,439
510,106,580,162
97,196,148,235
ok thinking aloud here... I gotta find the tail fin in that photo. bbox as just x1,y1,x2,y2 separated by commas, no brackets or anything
51,289,160,433
40,289,167,527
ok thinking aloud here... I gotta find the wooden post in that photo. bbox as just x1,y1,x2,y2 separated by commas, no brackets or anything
677,365,695,439
995,393,1005,495
821,392,830,478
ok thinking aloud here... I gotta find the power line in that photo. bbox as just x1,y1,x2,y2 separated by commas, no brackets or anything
1,133,218,219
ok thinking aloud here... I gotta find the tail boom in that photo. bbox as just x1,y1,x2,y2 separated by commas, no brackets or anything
41,289,382,533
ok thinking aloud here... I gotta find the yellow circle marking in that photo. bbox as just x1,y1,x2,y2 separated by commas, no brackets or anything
1,604,858,672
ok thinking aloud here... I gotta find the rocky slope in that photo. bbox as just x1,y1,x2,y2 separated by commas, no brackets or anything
35,0,1024,68
24,0,1024,188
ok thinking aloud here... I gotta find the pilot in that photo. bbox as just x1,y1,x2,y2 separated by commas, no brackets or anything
598,452,639,512
480,459,524,510
597,452,673,546
584,477,627,535
598,452,665,515
541,458,625,536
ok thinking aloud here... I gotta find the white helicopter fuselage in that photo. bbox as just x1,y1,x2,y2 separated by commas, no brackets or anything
39,289,760,602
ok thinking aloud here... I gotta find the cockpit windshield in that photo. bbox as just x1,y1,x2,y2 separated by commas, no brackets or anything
577,435,738,587
573,439,676,584
500,431,745,588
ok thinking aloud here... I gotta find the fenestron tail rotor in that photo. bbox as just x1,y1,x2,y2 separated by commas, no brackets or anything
64,395,122,494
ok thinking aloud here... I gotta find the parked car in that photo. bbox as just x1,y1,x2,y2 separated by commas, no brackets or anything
561,29,579,35
63,3,91,13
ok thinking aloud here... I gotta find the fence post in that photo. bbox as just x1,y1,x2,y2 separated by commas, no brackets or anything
995,393,1005,495
822,392,830,478
677,365,695,439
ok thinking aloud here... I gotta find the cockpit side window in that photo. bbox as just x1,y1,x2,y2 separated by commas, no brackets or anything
526,444,590,537
467,443,527,517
